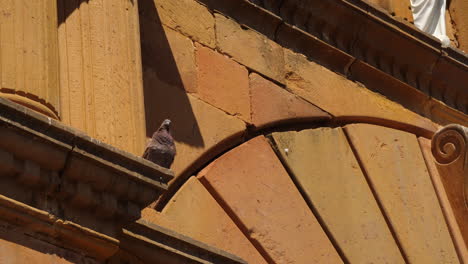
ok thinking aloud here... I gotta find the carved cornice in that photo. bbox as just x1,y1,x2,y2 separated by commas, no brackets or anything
0,97,174,259
257,0,468,112
432,124,467,205
197,0,467,124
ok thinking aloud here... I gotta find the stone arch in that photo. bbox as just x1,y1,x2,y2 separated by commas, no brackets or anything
146,120,465,263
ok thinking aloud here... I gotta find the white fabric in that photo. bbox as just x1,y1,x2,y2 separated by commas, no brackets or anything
411,0,450,47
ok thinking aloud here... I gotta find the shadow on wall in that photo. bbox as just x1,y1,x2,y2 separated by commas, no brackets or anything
0,226,97,263
57,0,204,149
58,0,135,23
139,0,204,148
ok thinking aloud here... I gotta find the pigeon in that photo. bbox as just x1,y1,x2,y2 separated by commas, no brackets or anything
143,119,176,169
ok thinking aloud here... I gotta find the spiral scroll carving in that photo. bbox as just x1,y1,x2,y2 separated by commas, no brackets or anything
431,124,467,165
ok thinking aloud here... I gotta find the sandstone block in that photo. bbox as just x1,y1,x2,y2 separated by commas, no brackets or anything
142,177,267,264
150,0,215,48
284,49,438,136
271,128,405,263
345,124,459,264
250,73,330,128
275,23,355,75
449,0,468,52
215,14,285,83
198,136,342,264
140,23,197,93
196,44,250,122
143,70,246,177
195,0,282,40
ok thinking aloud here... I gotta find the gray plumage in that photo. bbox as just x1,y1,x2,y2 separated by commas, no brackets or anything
143,119,176,169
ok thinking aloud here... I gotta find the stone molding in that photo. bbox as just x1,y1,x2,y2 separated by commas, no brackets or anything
120,220,247,264
0,97,173,259
0,193,120,261
431,124,467,204
196,0,467,123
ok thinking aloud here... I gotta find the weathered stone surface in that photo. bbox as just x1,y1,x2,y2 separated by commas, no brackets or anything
140,21,197,93
430,55,468,113
150,0,215,48
348,60,431,116
284,49,439,136
345,124,459,264
275,23,355,75
198,136,342,264
271,128,405,263
122,220,247,264
419,137,468,263
0,234,94,264
249,73,330,128
429,124,468,251
365,0,413,22
58,0,146,155
196,44,251,122
142,177,267,264
196,0,282,40
143,70,246,177
450,0,468,52
215,14,285,83
0,0,59,117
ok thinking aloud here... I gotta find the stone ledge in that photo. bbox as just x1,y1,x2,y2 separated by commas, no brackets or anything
121,220,247,264
0,194,119,261
0,96,173,230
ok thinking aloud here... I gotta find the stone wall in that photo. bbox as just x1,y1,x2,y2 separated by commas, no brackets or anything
449,0,468,52
0,0,466,263
138,0,455,204
139,0,468,263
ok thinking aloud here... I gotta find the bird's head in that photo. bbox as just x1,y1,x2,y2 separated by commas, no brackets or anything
158,119,172,132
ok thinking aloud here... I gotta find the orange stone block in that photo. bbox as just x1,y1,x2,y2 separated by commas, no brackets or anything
345,124,459,264
196,44,251,122
271,128,405,263
143,73,246,177
215,14,285,83
140,23,197,93
150,0,215,48
284,49,438,136
142,177,267,264
198,136,342,264
249,73,331,128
